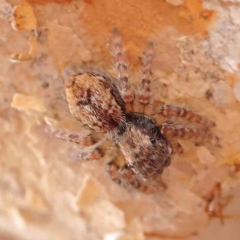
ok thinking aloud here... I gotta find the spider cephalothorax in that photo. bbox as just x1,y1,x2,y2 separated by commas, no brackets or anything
118,113,172,179
46,29,217,194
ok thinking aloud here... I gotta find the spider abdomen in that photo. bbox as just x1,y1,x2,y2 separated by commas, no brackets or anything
65,71,126,132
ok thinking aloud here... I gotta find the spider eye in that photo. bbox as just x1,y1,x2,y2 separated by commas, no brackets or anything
150,138,156,144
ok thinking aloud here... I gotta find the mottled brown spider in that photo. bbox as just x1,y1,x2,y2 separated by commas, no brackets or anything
46,29,216,194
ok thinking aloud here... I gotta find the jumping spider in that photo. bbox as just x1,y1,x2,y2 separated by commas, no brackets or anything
47,29,216,194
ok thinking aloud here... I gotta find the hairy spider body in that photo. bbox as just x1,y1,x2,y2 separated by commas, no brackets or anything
118,113,172,179
47,29,217,193
65,70,172,180
65,71,126,132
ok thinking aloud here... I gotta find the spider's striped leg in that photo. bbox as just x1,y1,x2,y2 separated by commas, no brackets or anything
170,141,184,155
160,122,220,148
204,183,233,224
158,105,220,147
158,104,216,128
43,125,103,161
111,28,134,110
161,122,199,140
137,41,154,114
106,159,166,194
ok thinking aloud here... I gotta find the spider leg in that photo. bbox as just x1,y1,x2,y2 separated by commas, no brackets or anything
106,159,166,194
43,125,104,161
106,159,130,188
159,104,216,128
137,41,154,113
170,141,184,154
161,122,199,139
111,28,134,108
161,122,220,148
204,183,233,224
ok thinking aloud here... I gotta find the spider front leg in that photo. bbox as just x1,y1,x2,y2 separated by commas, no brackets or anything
111,28,134,107
43,125,104,161
106,159,166,194
169,141,184,155
161,122,199,139
159,104,215,128
160,121,203,151
158,104,220,147
160,121,220,150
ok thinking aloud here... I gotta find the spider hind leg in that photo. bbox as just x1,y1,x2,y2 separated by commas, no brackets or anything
43,124,104,161
137,41,154,106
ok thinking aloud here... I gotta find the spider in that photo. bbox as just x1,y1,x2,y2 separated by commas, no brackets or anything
46,29,216,194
